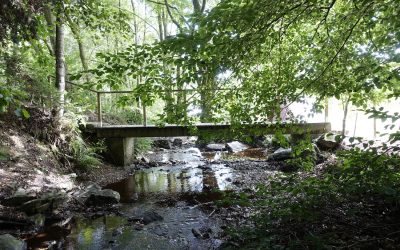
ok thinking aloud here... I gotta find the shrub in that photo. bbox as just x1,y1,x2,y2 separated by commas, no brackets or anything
70,137,105,170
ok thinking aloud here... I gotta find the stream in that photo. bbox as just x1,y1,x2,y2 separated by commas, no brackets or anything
26,145,259,250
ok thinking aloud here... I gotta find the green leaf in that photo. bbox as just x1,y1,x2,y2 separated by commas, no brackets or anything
21,109,30,119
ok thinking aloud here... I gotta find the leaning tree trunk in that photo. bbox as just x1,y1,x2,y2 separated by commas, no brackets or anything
55,15,66,118
66,13,89,82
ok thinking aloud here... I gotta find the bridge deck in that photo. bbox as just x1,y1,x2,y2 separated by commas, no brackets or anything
85,122,331,138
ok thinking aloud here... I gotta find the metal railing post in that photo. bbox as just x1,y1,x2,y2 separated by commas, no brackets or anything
97,92,102,126
142,100,147,127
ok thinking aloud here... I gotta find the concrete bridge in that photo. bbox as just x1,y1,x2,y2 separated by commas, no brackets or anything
83,122,331,166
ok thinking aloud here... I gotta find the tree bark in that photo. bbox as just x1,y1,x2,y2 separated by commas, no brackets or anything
65,13,89,74
130,0,139,45
192,0,201,13
44,4,69,86
157,12,164,41
162,9,168,39
55,14,66,118
43,4,56,52
341,96,350,137
164,0,181,30
324,98,329,123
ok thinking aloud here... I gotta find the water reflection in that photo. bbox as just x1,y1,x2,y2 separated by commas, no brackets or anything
65,216,126,250
106,164,233,203
64,207,222,250
146,147,202,163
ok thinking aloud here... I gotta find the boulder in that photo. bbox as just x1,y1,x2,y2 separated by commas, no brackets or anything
226,141,249,153
2,189,37,207
192,228,202,238
0,216,33,230
139,156,150,163
205,143,226,151
29,214,46,229
172,138,183,147
141,211,163,225
267,148,293,161
19,193,66,215
75,183,120,206
85,189,120,206
316,133,342,150
192,227,212,239
0,234,26,250
152,139,171,149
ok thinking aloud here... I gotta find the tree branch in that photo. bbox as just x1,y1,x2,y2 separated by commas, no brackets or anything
285,2,374,109
311,0,336,42
164,0,182,31
146,0,179,11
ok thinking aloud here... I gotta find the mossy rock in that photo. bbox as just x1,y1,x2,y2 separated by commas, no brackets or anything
0,146,10,161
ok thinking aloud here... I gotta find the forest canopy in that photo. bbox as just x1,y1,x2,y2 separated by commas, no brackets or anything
0,0,399,125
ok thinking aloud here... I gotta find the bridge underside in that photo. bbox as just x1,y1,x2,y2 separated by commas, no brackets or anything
87,122,331,138
83,122,331,166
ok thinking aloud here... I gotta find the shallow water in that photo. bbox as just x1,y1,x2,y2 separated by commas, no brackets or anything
25,145,268,249
106,164,234,203
25,146,243,249
64,203,222,250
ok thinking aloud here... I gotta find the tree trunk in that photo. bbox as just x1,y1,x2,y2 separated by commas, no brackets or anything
43,5,56,52
45,4,69,86
157,12,164,42
200,73,214,123
324,98,329,123
353,111,358,137
55,15,66,118
192,0,201,13
65,13,89,80
162,9,168,39
341,96,350,137
143,4,147,43
130,0,139,45
77,39,88,72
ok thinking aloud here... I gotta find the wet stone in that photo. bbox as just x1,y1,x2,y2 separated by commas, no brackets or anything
226,141,249,153
205,143,226,151
19,194,66,215
85,189,120,206
112,227,123,237
140,156,150,163
133,223,144,231
153,139,172,149
0,234,26,250
192,228,202,238
198,165,212,170
2,189,37,207
173,138,183,147
316,133,341,150
192,227,213,239
141,211,163,225
267,147,293,161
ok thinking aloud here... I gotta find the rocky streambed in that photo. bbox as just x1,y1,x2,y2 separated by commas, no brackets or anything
0,135,338,249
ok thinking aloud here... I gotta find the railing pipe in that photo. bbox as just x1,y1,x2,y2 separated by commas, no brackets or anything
143,103,147,127
97,92,102,126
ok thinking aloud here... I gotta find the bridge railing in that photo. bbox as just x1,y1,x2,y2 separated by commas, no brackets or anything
49,76,234,127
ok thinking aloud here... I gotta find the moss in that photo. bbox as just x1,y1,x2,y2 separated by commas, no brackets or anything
0,146,10,161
